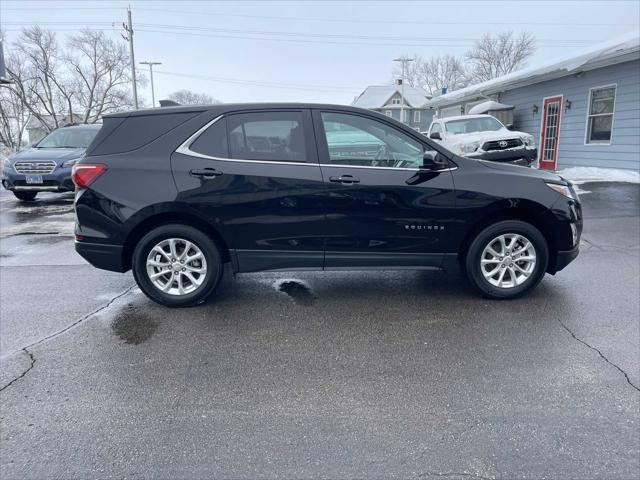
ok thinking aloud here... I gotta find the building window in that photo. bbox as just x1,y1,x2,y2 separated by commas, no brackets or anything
402,110,408,123
413,110,420,123
385,110,392,117
391,97,401,105
586,85,616,144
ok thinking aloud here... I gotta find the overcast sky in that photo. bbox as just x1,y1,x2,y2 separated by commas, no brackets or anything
1,0,639,106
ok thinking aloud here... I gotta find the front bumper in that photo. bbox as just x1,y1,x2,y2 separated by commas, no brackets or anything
2,167,75,192
553,245,580,273
467,147,537,166
75,240,127,273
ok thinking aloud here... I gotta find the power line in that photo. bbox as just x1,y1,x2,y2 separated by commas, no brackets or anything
134,28,597,49
151,70,362,93
1,21,597,45
4,5,636,26
133,23,593,45
140,8,638,27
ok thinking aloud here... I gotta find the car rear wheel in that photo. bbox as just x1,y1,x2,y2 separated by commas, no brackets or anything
465,220,548,299
13,191,38,201
132,224,224,307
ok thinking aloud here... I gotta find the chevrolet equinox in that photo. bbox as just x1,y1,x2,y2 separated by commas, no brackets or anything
73,104,581,307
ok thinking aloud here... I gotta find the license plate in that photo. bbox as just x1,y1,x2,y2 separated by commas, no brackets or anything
25,175,43,184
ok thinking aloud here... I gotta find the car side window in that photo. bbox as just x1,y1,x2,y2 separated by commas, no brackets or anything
227,111,307,162
189,117,229,158
320,112,423,169
430,123,442,135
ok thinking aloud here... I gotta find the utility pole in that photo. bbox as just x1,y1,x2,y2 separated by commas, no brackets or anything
122,7,138,109
393,57,414,123
140,61,162,107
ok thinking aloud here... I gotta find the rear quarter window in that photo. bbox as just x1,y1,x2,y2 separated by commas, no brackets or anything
87,112,201,156
189,117,229,158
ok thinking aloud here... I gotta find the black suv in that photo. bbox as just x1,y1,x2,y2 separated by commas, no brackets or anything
74,104,581,307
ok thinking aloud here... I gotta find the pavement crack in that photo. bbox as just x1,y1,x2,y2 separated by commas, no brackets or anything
420,472,494,480
0,348,35,392
0,284,136,393
25,284,137,350
557,318,640,393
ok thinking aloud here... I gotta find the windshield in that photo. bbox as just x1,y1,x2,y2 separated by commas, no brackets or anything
36,128,99,149
444,117,504,135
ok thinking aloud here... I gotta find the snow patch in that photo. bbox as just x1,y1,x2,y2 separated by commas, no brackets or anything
558,167,640,185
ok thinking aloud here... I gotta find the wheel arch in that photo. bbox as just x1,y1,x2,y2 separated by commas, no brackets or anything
457,199,559,273
120,206,231,272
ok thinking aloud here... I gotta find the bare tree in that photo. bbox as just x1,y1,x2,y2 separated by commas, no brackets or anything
393,54,468,96
66,29,134,123
6,27,73,133
465,31,536,82
0,52,35,151
3,26,139,141
168,89,220,105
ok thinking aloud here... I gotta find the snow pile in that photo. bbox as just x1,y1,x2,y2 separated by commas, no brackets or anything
468,100,514,114
558,167,640,184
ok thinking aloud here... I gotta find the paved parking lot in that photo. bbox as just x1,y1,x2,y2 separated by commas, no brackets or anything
0,184,638,479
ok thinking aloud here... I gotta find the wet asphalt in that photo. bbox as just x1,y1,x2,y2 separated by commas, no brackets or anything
0,184,638,480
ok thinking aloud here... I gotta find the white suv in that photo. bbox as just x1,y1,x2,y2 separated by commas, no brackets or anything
424,114,537,167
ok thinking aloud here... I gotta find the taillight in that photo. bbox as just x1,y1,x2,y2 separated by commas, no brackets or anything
72,164,107,189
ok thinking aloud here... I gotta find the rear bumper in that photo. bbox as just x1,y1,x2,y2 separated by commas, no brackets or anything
467,147,537,166
75,240,127,272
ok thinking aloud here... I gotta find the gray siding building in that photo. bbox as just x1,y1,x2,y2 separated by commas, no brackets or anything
352,85,433,131
426,34,639,171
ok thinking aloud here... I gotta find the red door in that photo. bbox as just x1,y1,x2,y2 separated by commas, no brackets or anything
538,96,563,170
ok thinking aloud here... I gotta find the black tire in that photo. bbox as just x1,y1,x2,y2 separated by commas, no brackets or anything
13,191,37,201
464,220,548,299
132,224,224,307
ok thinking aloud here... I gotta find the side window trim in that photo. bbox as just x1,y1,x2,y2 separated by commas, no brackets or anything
175,109,319,166
312,109,450,171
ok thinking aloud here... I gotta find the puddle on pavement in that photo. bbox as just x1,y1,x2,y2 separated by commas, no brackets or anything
4,200,73,215
26,234,73,245
111,304,158,345
275,280,316,306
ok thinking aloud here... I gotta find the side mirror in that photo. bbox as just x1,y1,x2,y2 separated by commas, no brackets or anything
429,131,442,140
422,151,449,171
505,124,514,130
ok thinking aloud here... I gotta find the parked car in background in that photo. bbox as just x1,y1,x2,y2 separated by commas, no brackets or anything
73,103,581,307
424,114,537,167
2,124,101,201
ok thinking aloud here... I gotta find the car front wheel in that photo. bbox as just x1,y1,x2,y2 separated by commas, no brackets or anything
132,224,224,307
13,191,38,201
465,220,548,299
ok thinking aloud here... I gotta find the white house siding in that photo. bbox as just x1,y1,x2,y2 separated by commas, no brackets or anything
501,59,640,170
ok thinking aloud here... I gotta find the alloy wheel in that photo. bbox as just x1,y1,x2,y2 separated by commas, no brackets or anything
480,233,537,289
145,238,208,296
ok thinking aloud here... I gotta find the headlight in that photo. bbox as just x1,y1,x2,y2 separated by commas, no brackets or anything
62,157,82,168
522,134,535,148
460,141,480,154
545,182,578,200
